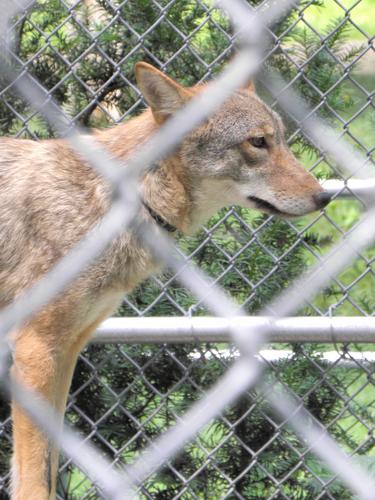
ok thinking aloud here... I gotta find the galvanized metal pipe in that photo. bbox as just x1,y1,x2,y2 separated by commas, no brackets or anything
323,178,375,201
92,316,375,344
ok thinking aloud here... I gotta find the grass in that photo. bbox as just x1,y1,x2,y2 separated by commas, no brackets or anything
303,0,375,40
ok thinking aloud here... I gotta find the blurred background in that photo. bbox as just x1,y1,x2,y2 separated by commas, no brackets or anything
0,1,374,498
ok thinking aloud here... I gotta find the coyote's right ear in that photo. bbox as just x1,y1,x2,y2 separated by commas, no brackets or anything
135,62,191,123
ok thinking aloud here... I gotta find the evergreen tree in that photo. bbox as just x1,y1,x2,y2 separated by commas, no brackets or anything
0,1,366,498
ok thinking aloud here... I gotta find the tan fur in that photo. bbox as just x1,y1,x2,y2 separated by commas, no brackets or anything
0,62,328,499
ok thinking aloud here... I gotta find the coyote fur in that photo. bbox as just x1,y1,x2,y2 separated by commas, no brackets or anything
0,62,330,499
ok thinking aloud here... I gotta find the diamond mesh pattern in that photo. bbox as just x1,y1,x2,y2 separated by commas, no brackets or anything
0,0,374,498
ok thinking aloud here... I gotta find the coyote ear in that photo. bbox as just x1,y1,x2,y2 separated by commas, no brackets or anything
135,62,191,123
242,81,256,93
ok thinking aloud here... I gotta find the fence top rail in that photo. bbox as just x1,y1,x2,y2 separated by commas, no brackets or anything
92,316,375,344
323,178,375,200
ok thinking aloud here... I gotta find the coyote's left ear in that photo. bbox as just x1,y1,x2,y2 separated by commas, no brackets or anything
241,81,256,93
135,62,191,123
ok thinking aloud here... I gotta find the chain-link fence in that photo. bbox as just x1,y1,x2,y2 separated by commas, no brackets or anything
0,0,375,498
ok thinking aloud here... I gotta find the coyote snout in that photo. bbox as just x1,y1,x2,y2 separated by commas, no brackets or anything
2,61,332,500
241,145,331,218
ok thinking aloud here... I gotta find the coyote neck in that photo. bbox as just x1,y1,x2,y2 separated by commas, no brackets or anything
96,110,192,232
95,109,157,158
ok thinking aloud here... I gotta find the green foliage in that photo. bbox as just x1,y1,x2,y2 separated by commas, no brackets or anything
0,1,372,498
265,18,363,164
119,211,311,317
60,344,370,498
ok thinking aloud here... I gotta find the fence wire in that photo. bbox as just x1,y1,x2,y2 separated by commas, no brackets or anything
0,0,375,498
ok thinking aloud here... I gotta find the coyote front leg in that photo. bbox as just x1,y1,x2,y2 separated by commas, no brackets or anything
10,309,114,500
10,323,79,500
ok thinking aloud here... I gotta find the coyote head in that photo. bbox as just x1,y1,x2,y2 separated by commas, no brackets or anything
135,62,330,229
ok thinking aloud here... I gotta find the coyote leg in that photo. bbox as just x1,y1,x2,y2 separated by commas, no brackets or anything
10,314,110,500
10,324,77,500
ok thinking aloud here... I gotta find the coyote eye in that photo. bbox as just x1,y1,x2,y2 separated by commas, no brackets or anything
249,137,266,148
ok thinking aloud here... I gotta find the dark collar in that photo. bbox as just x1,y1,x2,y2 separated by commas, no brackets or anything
142,201,177,233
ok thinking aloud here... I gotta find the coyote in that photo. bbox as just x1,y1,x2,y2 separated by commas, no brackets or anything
0,62,330,499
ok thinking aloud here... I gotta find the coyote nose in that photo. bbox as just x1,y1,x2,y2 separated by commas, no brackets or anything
313,191,332,209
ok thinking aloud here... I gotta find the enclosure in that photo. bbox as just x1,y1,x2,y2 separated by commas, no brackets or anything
0,0,375,498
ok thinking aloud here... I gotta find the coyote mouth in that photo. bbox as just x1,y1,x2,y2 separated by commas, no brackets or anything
247,196,283,214
247,196,288,216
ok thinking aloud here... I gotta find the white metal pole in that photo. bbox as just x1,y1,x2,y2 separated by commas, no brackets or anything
92,316,375,344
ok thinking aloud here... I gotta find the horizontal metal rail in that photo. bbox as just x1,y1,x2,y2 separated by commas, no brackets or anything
323,179,375,200
93,316,375,344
